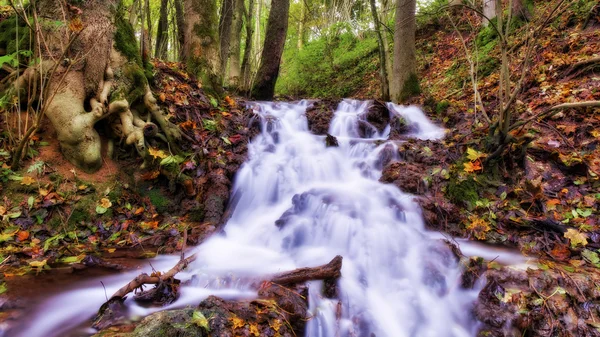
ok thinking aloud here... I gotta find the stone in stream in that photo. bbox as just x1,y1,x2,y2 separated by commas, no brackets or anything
305,99,339,135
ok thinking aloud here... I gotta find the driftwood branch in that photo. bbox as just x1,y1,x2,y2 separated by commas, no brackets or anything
109,253,197,300
270,255,342,286
108,254,342,302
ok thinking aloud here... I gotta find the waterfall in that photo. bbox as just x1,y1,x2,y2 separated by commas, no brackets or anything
13,99,478,337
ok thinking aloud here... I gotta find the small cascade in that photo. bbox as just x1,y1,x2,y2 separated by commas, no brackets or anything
14,99,480,337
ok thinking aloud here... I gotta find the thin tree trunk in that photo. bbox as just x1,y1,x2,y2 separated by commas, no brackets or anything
251,0,290,100
369,0,389,101
391,0,417,103
241,0,255,92
174,0,185,60
145,0,153,51
155,0,169,59
183,0,223,96
483,0,497,26
219,0,234,80
511,0,531,21
297,1,306,50
227,0,244,89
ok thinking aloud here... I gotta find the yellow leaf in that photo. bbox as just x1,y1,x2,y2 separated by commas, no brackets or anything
0,206,5,216
99,198,112,209
466,148,487,161
564,228,588,247
39,188,49,196
21,176,36,186
466,215,490,240
148,147,168,159
107,248,116,253
231,316,245,329
28,259,47,268
464,161,482,173
224,96,235,107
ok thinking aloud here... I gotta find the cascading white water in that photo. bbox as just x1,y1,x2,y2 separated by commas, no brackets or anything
13,99,481,337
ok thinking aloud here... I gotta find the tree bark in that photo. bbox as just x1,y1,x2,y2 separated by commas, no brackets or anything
241,0,255,92
511,0,531,21
391,0,417,103
370,0,390,101
174,0,185,60
219,0,234,79
227,0,244,89
155,0,169,59
297,1,306,50
483,0,497,26
183,0,223,96
252,0,290,100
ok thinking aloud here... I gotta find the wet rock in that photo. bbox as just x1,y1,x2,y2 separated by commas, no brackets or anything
374,143,396,169
131,309,206,337
305,100,339,135
359,100,390,134
417,194,463,233
380,161,428,195
325,134,339,147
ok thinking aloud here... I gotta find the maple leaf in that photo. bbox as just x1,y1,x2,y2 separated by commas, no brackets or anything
466,148,487,161
224,96,235,107
21,176,36,186
466,215,490,240
99,198,112,209
564,228,588,248
68,17,83,32
464,160,482,173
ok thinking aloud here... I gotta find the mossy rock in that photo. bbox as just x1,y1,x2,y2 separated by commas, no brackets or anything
144,188,171,214
68,195,95,226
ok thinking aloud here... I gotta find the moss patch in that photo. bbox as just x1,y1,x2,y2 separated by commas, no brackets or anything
447,175,479,210
399,72,422,102
114,9,142,65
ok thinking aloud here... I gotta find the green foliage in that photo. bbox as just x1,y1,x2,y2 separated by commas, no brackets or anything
277,32,378,98
0,15,31,57
435,100,450,115
447,174,479,210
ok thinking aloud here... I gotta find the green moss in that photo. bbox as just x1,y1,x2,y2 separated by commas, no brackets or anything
146,189,170,214
110,62,148,103
69,196,94,226
435,101,450,115
114,10,142,65
447,175,479,210
399,73,421,102
188,206,205,222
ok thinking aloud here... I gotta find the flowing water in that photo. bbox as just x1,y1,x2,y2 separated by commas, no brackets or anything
13,100,495,337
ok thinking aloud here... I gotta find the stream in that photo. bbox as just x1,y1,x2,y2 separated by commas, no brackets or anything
10,100,528,337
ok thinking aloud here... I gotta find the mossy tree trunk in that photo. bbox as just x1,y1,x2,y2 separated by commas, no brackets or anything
8,0,180,172
227,0,244,90
369,0,390,101
219,0,234,80
182,0,224,97
251,0,290,100
391,0,419,103
155,0,169,59
240,0,255,92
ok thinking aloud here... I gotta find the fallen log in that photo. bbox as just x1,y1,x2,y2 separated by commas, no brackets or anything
271,255,343,285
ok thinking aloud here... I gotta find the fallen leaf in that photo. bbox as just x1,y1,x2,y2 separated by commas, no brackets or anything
16,230,29,241
464,160,482,173
148,147,168,159
466,148,487,161
21,176,36,186
564,228,588,248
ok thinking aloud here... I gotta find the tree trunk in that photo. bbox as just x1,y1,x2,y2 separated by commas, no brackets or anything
174,0,185,60
227,0,244,90
370,0,390,101
297,1,306,50
241,0,255,92
252,0,290,100
155,0,169,59
511,0,531,21
183,0,223,96
391,0,418,103
483,0,497,26
219,0,234,80
145,0,153,52
16,0,180,172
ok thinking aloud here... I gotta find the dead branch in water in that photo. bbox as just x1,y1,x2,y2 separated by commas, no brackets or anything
271,255,343,285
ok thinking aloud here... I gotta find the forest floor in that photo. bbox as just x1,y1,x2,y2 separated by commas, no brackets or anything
0,2,600,337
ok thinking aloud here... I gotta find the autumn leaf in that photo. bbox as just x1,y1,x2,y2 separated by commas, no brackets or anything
466,147,487,161
148,147,168,159
141,170,160,181
68,17,83,32
564,228,588,248
96,198,112,214
464,160,482,173
466,215,490,240
134,207,145,215
16,230,29,241
21,176,36,186
224,96,235,107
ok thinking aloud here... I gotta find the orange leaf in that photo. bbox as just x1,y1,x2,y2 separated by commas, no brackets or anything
68,17,83,32
17,231,29,241
463,160,482,173
134,207,145,215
